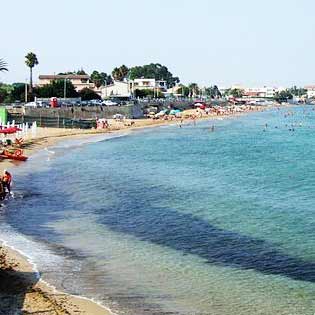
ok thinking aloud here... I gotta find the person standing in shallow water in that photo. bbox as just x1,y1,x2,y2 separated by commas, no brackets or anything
0,179,5,200
2,170,12,194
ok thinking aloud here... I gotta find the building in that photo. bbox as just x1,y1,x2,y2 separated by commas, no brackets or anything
100,81,131,99
100,79,168,99
305,85,315,98
129,79,167,93
166,85,183,97
38,74,95,91
244,87,276,98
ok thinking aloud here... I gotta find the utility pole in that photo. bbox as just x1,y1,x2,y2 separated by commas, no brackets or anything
64,77,67,99
25,80,28,103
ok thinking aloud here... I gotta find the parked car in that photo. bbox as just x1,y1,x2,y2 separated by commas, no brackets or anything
12,101,22,108
113,114,124,120
36,100,50,107
102,100,118,106
89,99,102,105
24,102,37,108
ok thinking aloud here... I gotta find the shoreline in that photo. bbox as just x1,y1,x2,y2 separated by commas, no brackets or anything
0,241,113,315
0,105,273,315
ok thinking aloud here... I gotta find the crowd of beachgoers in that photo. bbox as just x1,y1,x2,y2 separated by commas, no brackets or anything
147,104,266,123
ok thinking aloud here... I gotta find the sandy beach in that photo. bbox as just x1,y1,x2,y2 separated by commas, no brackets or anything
0,105,269,315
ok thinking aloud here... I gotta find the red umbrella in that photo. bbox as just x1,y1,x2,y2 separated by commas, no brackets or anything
0,127,22,134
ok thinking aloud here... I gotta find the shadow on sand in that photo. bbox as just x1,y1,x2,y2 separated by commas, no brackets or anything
0,269,38,315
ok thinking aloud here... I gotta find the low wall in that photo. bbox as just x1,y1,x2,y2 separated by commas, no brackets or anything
8,104,143,119
7,104,143,128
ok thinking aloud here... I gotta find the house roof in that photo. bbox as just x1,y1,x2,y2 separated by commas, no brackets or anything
39,74,90,80
102,81,128,88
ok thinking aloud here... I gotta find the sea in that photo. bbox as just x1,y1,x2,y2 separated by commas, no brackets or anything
1,105,315,315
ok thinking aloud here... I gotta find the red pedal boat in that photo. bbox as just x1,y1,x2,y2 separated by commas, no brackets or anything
0,149,28,161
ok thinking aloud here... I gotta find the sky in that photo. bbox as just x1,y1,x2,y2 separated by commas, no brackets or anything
1,0,315,87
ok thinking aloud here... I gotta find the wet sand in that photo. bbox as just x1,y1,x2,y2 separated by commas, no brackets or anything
0,245,112,315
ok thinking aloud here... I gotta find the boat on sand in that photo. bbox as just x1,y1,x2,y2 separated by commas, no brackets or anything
0,149,28,161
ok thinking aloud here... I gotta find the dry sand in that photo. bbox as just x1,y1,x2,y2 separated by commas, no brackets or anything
0,106,268,315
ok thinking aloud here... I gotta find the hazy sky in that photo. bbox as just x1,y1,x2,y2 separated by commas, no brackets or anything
1,0,314,87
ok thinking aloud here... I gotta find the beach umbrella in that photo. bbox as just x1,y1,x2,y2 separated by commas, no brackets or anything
169,109,177,115
0,127,22,134
156,110,167,117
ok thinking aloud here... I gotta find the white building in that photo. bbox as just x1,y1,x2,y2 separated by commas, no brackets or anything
100,79,168,99
167,85,182,97
244,87,276,98
130,79,167,92
100,81,131,99
305,85,315,98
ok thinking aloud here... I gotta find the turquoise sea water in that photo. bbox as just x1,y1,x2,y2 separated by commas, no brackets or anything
1,106,315,314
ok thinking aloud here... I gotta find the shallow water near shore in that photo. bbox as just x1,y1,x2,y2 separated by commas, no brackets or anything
2,106,315,314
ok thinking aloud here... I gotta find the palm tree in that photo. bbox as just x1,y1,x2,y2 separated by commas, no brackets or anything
25,52,39,92
112,65,129,81
213,85,222,98
0,59,8,72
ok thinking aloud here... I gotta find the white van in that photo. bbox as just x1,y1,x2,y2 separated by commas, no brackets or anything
24,102,37,108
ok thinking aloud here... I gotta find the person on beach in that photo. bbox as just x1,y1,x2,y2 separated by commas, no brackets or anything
2,170,12,194
0,180,5,200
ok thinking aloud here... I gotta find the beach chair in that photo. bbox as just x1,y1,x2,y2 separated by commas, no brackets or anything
14,138,24,147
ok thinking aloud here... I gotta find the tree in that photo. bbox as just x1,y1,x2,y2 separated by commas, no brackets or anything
0,59,8,72
36,80,78,98
90,71,103,88
288,86,307,97
188,83,199,97
0,82,28,103
205,85,222,98
58,71,75,75
102,72,113,85
128,63,180,87
230,88,244,98
25,52,39,93
91,71,113,88
212,85,222,98
223,88,231,97
78,88,101,100
134,89,164,98
0,83,13,103
112,65,129,81
58,69,87,75
177,84,190,97
274,90,293,103
11,83,27,102
76,68,87,75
